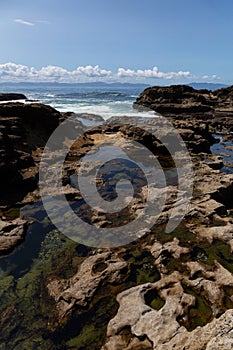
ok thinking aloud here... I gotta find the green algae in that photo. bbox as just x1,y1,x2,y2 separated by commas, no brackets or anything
0,275,15,301
223,286,233,310
0,228,79,349
151,223,233,275
0,219,120,350
62,249,160,349
66,324,102,349
198,239,233,273
144,289,165,310
122,249,160,286
12,338,57,350
179,286,213,331
52,296,119,350
151,224,194,245
2,207,20,220
1,214,231,349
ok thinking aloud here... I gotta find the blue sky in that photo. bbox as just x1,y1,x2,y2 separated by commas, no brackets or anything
0,0,232,84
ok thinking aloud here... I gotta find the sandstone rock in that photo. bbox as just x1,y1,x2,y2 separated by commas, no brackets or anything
47,252,128,320
103,270,233,350
0,217,29,254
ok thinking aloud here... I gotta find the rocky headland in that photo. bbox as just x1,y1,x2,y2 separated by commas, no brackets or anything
0,87,233,349
134,84,233,135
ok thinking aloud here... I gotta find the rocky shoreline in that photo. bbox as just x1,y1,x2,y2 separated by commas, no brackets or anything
0,86,233,349
134,84,233,134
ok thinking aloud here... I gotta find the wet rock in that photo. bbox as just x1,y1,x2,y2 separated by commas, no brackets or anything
0,218,30,255
47,252,128,320
103,269,233,350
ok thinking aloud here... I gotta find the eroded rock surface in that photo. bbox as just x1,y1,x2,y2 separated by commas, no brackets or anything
40,114,233,349
0,94,233,349
0,218,30,255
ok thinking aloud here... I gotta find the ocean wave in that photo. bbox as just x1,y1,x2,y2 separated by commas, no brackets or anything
55,91,131,100
0,83,150,120
49,101,157,120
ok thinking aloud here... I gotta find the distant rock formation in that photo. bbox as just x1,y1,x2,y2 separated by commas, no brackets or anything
0,93,27,101
134,84,233,116
134,84,233,134
134,85,215,115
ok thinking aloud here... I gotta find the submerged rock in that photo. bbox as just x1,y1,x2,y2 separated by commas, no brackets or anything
47,252,128,320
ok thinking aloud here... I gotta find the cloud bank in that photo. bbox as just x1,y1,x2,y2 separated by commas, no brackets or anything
0,62,219,83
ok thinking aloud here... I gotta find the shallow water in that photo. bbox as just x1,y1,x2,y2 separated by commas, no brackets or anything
211,134,233,174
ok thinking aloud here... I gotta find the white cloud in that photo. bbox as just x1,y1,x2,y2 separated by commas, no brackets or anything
117,66,191,80
0,62,31,77
202,74,219,80
14,19,35,26
38,65,70,79
0,62,219,83
72,65,112,78
14,19,50,26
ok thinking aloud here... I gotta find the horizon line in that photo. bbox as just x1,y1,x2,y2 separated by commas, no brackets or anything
0,81,229,86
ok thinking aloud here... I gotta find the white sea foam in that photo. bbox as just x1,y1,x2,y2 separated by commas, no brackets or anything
51,102,156,120
0,83,154,120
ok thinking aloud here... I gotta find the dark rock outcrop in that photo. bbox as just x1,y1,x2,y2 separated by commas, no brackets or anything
0,103,61,207
134,85,216,116
0,93,27,101
134,84,233,115
134,84,233,136
214,85,233,110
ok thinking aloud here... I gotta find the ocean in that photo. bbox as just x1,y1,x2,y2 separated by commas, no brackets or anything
0,82,151,119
